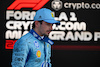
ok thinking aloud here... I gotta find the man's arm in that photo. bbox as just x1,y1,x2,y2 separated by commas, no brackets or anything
11,40,29,67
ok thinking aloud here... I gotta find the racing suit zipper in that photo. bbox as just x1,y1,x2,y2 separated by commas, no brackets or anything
44,42,46,67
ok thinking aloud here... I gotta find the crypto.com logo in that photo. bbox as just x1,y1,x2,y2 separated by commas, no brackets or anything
51,0,62,11
7,0,49,10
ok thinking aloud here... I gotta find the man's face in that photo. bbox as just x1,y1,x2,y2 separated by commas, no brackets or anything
39,21,53,36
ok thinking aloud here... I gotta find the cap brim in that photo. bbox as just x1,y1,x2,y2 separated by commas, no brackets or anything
44,19,60,24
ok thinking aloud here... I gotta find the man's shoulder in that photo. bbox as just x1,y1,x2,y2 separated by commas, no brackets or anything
16,33,36,44
14,33,38,48
21,33,33,40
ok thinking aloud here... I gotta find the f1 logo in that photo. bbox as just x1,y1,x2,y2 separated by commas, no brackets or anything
7,0,49,10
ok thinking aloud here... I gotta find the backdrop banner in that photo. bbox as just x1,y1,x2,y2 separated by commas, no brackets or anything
0,0,100,67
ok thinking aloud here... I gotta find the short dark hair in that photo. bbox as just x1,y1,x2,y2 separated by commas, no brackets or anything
32,20,43,29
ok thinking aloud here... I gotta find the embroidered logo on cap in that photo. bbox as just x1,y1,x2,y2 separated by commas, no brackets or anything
51,12,54,17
